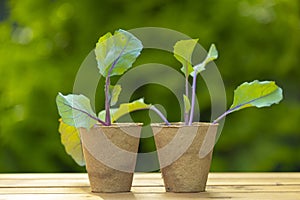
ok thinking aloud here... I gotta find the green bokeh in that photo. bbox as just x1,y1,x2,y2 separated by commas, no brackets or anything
0,0,299,172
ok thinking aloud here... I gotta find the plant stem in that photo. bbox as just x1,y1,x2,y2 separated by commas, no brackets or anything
212,109,233,124
212,98,258,124
104,76,111,125
63,102,107,126
184,65,189,125
150,106,170,125
188,71,197,125
103,39,130,126
212,112,226,124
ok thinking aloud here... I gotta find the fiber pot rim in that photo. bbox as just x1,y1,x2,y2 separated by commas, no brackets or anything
94,123,143,128
151,122,218,128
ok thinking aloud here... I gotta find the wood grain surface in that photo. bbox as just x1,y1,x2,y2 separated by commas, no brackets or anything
0,173,299,199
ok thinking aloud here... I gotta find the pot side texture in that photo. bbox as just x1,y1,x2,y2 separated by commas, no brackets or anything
80,124,141,193
153,123,218,192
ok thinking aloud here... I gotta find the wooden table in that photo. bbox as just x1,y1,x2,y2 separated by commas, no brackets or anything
0,173,300,199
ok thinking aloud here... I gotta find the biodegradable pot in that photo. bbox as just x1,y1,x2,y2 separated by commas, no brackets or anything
152,122,218,193
80,123,142,193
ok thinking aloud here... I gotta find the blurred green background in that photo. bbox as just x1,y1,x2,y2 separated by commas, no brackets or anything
0,0,299,172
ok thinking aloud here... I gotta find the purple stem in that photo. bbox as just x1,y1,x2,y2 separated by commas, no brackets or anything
212,97,261,124
150,106,170,125
188,71,197,125
62,102,107,126
104,76,111,125
212,109,233,124
104,39,130,126
184,64,189,125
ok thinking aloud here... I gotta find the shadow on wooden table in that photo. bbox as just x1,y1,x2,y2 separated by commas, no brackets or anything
89,191,222,200
89,192,137,200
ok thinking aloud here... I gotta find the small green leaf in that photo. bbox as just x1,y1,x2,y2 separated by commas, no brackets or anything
98,108,117,122
206,43,218,64
98,98,151,122
173,39,199,77
95,29,143,77
230,80,283,112
183,94,191,112
58,119,85,166
109,84,122,106
192,62,205,75
193,43,218,75
56,93,98,129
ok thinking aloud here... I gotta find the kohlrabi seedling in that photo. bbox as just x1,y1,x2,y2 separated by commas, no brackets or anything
56,29,169,128
56,32,283,166
56,29,169,165
173,39,283,125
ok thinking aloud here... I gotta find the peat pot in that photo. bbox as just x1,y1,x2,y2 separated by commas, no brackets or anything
152,122,218,193
80,123,142,193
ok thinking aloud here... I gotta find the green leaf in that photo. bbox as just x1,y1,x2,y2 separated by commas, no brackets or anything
109,84,122,106
98,108,117,122
95,29,143,77
173,39,199,76
183,94,191,112
56,93,98,129
58,119,85,166
98,98,151,122
205,43,218,64
193,43,218,75
230,80,283,112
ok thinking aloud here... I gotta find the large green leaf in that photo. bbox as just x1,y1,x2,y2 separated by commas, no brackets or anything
59,98,151,166
98,98,151,122
56,93,98,129
58,119,85,166
109,84,122,106
95,29,143,77
230,80,283,112
173,39,199,76
192,43,218,75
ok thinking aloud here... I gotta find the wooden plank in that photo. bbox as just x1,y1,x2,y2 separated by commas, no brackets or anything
0,187,90,194
207,173,300,185
0,173,299,200
0,173,300,185
1,173,299,180
0,179,90,187
134,173,300,186
1,173,300,187
0,192,300,200
1,178,299,187
0,173,88,179
208,172,300,178
1,173,300,180
1,185,300,194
